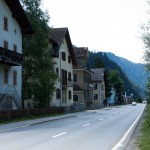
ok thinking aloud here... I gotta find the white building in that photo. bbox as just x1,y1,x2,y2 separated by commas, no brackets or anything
0,0,33,110
109,88,116,106
49,28,76,107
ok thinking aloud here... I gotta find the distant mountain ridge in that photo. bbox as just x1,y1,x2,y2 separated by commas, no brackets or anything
106,52,147,91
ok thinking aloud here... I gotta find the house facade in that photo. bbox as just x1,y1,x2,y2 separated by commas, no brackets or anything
73,47,93,109
49,28,76,107
0,0,33,110
91,68,105,108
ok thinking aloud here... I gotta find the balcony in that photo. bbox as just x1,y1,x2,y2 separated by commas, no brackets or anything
67,80,73,87
62,79,74,88
0,47,23,66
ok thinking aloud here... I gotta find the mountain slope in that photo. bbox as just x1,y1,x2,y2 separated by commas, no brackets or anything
106,52,147,93
88,51,146,98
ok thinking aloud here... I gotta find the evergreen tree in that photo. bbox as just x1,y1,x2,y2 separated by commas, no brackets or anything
93,57,105,68
21,0,57,108
104,69,112,99
108,69,124,104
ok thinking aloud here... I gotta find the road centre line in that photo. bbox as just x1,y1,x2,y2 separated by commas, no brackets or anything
108,115,112,118
83,123,91,127
52,132,67,138
99,118,104,121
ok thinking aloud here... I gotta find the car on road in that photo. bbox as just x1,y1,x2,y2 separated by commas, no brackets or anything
132,102,137,106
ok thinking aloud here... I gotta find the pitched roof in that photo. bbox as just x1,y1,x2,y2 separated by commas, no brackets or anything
73,47,90,69
49,28,76,65
91,68,105,81
5,0,34,34
74,47,89,58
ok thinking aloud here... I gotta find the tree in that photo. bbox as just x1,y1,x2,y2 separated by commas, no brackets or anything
141,0,150,103
21,0,57,108
145,77,150,104
111,69,125,104
93,57,105,68
104,69,112,99
105,69,125,104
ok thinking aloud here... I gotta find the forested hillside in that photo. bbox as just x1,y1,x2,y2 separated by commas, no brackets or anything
88,51,145,98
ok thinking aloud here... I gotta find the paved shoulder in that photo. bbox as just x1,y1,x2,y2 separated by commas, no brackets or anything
0,113,76,132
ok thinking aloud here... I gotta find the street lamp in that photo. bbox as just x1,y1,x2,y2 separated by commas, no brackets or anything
59,50,65,107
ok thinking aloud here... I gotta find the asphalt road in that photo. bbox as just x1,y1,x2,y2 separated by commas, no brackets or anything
0,104,145,150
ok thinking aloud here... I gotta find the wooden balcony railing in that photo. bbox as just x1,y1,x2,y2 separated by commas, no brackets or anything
0,47,23,66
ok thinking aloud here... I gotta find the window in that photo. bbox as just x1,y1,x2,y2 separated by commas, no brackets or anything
56,68,59,76
87,90,90,98
73,95,78,101
68,72,71,81
4,68,8,84
94,94,98,100
74,74,77,82
13,44,17,52
4,41,8,49
84,74,91,82
68,55,71,63
62,69,67,85
94,83,97,90
77,50,80,55
56,88,60,99
62,52,66,61
4,17,8,31
13,71,17,85
69,90,72,100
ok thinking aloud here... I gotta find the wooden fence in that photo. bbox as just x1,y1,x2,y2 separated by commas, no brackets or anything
0,107,64,121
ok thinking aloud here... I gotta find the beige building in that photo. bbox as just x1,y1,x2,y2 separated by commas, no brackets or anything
49,28,76,107
91,68,105,108
73,47,93,109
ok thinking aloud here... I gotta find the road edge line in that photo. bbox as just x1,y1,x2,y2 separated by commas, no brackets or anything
111,106,146,150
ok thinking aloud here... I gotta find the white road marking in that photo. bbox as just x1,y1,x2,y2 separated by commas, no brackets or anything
52,132,67,138
0,124,29,133
83,123,90,127
99,118,104,121
111,106,146,150
108,115,112,118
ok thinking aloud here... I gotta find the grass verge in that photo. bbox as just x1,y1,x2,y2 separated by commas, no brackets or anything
138,104,150,150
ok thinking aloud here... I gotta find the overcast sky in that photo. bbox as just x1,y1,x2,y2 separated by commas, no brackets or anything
42,0,149,63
